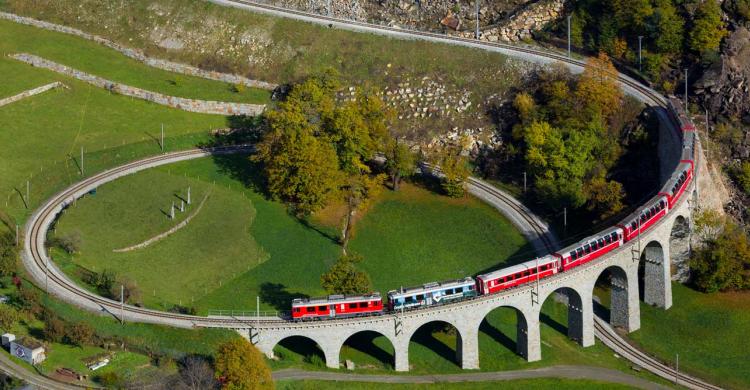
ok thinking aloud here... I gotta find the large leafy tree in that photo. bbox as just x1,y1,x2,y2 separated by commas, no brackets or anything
215,339,273,390
320,253,373,295
691,221,750,293
650,0,684,54
384,140,416,191
689,0,727,55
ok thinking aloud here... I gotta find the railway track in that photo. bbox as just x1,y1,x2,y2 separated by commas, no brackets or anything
18,2,720,388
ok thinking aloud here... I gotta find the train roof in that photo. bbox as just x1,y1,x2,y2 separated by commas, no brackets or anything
558,226,623,255
476,255,558,281
292,292,381,306
387,277,475,297
659,162,692,196
617,195,667,230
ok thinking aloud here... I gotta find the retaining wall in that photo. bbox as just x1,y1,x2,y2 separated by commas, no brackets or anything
11,53,265,116
0,82,66,107
0,11,277,91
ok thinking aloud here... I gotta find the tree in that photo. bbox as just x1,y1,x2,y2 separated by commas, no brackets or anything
0,305,19,331
384,140,416,191
320,253,372,295
575,52,623,119
42,316,66,343
0,233,17,277
650,0,685,54
64,322,95,347
584,177,625,219
689,0,727,55
690,222,750,292
177,356,220,390
54,230,82,254
438,147,471,198
109,276,142,306
340,174,386,251
214,339,273,390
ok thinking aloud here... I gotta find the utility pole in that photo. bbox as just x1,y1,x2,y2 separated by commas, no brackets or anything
120,285,125,325
563,207,567,228
15,225,18,247
170,201,175,220
80,146,84,175
567,15,572,58
161,123,164,152
523,172,527,193
638,36,643,73
187,186,191,205
256,296,260,329
327,0,331,16
684,69,689,114
675,353,679,384
475,0,480,40
180,200,185,212
26,180,29,208
45,256,48,294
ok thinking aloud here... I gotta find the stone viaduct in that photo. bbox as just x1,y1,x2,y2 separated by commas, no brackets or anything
219,110,697,372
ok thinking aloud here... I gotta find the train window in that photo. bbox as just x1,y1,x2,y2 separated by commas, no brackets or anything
577,248,584,257
469,285,475,290
359,302,367,308
306,307,314,313
598,238,605,247
416,294,424,301
445,289,454,295
631,222,637,230
349,303,357,309
584,244,591,254
605,236,612,244
569,251,576,259
294,308,300,313
611,232,618,240
318,306,327,311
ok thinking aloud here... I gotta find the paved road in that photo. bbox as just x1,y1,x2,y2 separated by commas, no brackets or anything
273,365,670,389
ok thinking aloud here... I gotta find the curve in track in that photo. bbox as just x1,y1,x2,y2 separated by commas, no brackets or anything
18,3,721,389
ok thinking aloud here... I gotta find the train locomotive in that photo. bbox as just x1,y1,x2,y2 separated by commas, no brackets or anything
291,97,696,321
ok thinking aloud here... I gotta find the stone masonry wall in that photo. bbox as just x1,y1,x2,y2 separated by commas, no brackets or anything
0,12,277,91
0,82,66,107
11,53,265,116
455,0,565,42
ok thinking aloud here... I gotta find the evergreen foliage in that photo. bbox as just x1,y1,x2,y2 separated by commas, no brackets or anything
691,220,750,293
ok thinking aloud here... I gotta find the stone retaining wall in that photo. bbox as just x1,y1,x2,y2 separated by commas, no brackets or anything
0,11,277,91
11,53,265,116
455,0,566,42
0,82,66,107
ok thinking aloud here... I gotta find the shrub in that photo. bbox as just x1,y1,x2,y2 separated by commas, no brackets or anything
730,162,750,195
42,316,67,343
54,231,82,254
320,253,372,295
232,83,246,93
214,339,273,390
108,276,142,305
14,287,42,316
690,222,750,293
0,305,19,331
0,233,18,277
65,322,95,347
96,371,121,388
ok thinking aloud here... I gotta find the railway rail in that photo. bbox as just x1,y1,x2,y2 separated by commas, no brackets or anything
17,2,720,388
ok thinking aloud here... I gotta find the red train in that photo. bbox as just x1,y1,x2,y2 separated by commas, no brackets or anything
289,97,696,320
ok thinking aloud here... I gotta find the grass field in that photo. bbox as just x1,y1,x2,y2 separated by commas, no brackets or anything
51,154,531,315
626,283,750,390
276,379,638,390
0,18,270,103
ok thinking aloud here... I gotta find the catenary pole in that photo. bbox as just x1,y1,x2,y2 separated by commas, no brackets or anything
567,15,571,58
638,36,643,73
475,0,480,39
684,69,689,113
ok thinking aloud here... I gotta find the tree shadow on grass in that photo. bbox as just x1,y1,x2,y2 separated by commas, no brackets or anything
411,323,459,368
259,282,309,311
209,153,267,196
479,318,516,352
342,331,394,369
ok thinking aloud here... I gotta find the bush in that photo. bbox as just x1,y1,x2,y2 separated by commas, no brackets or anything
0,305,19,331
232,83,246,93
320,253,372,295
14,287,42,316
53,231,82,254
96,371,121,388
42,316,67,343
730,162,750,195
690,222,750,293
0,233,18,277
214,339,273,390
108,276,142,305
65,322,95,347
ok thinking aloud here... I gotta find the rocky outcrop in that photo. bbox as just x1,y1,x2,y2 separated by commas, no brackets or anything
11,53,265,116
694,27,750,124
454,0,566,42
0,11,277,90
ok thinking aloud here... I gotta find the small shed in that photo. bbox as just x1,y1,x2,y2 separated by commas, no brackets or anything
1,333,15,348
10,338,46,365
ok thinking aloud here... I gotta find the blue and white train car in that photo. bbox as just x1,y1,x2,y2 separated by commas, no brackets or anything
387,277,477,311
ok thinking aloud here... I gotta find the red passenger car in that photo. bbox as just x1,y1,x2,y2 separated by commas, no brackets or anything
559,228,624,271
291,293,382,321
617,196,668,242
476,255,560,295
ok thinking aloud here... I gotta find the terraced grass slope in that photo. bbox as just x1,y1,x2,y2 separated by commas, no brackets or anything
0,18,270,103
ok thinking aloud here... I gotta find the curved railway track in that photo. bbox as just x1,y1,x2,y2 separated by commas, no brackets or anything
18,3,720,389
